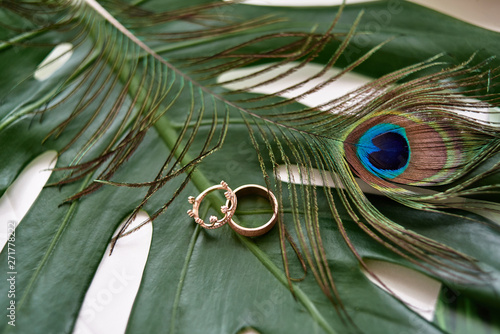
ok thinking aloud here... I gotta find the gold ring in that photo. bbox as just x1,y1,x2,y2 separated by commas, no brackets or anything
225,184,278,237
187,181,237,229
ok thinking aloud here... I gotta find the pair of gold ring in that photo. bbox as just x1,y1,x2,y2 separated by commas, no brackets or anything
187,181,278,237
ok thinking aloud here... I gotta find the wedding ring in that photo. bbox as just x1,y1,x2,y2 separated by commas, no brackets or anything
225,184,278,237
187,181,237,229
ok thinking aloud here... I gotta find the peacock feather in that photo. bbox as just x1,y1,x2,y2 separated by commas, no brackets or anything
0,0,499,333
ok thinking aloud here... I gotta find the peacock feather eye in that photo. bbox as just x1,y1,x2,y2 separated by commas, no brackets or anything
342,110,476,187
356,123,410,180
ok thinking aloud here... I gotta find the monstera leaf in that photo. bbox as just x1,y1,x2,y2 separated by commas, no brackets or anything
0,1,499,333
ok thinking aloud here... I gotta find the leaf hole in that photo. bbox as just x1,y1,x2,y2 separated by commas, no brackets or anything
236,326,261,334
218,62,370,110
34,43,74,81
276,164,380,195
361,259,441,321
73,210,152,334
223,0,370,6
0,150,57,251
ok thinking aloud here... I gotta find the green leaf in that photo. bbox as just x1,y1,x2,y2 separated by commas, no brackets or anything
0,1,499,334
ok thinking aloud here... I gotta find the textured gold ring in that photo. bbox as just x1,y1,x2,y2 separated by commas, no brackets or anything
187,181,237,229
225,184,278,237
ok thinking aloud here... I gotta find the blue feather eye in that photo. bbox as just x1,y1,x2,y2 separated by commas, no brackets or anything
356,123,410,180
342,111,482,187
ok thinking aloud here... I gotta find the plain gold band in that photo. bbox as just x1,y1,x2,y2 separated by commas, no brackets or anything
225,184,278,237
